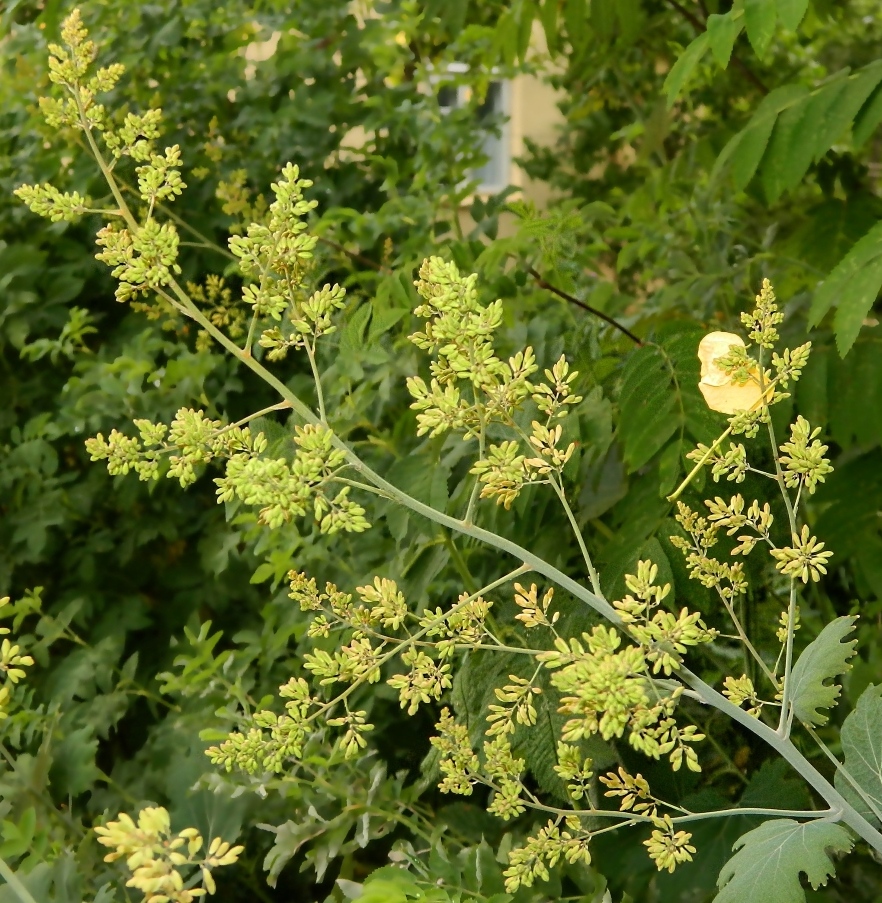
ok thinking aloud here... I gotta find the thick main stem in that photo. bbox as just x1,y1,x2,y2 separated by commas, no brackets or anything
683,669,882,855
0,855,40,903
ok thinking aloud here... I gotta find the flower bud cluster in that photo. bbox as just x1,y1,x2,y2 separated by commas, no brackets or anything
87,412,368,533
407,258,582,508
94,806,243,901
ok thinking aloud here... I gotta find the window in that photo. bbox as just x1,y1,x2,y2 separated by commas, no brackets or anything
436,64,511,195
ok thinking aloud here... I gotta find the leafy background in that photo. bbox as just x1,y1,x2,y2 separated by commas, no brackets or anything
2,0,882,900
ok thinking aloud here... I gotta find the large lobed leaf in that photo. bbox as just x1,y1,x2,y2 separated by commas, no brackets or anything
715,819,853,902
788,616,857,726
835,683,882,825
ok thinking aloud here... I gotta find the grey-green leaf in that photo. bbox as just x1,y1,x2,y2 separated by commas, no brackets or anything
835,683,882,825
788,616,857,726
715,819,853,903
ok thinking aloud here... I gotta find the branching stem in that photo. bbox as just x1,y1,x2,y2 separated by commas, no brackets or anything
75,100,882,861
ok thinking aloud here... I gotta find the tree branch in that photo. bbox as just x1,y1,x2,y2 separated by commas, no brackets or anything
527,266,643,345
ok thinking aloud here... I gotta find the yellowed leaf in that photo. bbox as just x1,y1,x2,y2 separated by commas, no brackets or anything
697,331,769,414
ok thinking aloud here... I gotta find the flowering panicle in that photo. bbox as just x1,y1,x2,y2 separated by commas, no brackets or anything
87,412,369,533
16,10,187,306
94,806,242,902
407,257,582,509
0,597,35,719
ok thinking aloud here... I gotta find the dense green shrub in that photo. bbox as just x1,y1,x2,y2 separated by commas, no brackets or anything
3,1,882,902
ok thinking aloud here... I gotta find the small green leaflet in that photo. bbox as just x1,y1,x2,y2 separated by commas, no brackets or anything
835,683,882,825
664,32,710,108
788,616,857,726
707,12,744,68
809,221,882,356
776,0,809,31
715,819,853,902
744,0,776,59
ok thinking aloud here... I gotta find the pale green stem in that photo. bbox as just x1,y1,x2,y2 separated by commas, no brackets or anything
493,784,835,825
804,724,882,825
675,806,835,824
667,424,734,502
682,668,882,856
463,411,486,525
0,856,40,903
550,476,604,599
719,594,777,687
212,401,293,435
304,338,327,423
777,581,799,737
243,310,260,355
763,377,801,738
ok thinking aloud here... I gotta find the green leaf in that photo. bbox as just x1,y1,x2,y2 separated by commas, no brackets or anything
564,0,588,50
707,12,744,68
787,196,882,274
760,76,848,202
539,0,560,53
713,85,808,189
744,0,777,58
715,819,854,902
657,440,681,498
810,64,882,159
49,726,100,797
591,0,616,38
853,81,882,146
339,301,372,355
615,0,644,45
834,683,882,825
664,32,711,108
249,562,275,584
808,221,882,354
788,616,857,726
618,343,679,471
776,0,809,30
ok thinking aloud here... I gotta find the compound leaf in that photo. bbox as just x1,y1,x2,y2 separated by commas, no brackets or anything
835,683,882,825
715,819,853,902
789,616,857,726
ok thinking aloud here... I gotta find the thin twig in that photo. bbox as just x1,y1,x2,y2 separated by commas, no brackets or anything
318,236,390,274
526,267,643,345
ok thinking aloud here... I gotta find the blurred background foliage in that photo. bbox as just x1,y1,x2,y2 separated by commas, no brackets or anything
1,0,882,900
